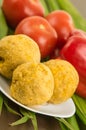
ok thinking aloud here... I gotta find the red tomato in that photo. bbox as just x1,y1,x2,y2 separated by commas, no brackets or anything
2,0,44,28
15,16,58,59
45,10,74,49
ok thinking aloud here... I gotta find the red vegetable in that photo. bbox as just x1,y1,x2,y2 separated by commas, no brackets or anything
2,0,44,28
45,10,74,49
76,80,86,98
60,36,86,98
71,29,86,38
15,16,58,59
50,48,60,59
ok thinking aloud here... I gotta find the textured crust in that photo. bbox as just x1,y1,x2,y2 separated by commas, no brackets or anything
44,59,79,104
10,62,54,106
0,34,40,79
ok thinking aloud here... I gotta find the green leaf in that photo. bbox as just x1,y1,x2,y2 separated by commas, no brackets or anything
65,115,80,130
45,0,60,12
0,92,3,115
72,94,86,124
40,0,49,16
0,8,8,39
8,27,14,35
19,107,32,117
10,115,30,126
20,108,38,130
73,94,86,114
4,99,21,117
59,122,69,130
28,112,38,130
55,117,75,130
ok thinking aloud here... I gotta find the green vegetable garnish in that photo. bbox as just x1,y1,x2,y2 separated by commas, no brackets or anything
0,92,3,115
72,94,86,125
0,8,8,39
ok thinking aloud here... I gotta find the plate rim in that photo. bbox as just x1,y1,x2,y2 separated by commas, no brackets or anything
0,76,76,118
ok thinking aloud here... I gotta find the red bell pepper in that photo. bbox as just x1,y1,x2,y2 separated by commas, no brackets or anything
76,80,86,98
60,35,86,98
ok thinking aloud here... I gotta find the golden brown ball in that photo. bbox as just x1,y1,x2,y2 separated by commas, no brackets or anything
44,59,79,104
0,34,40,79
10,62,54,106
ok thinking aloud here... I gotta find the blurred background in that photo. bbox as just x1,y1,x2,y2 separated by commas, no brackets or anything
71,0,86,18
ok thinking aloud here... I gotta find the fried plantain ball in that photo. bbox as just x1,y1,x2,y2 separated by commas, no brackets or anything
0,34,40,79
10,62,54,106
44,59,79,104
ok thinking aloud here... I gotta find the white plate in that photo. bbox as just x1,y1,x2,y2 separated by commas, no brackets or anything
0,75,75,118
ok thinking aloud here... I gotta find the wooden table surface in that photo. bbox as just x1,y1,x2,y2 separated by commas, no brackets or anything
0,99,86,130
0,102,61,130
